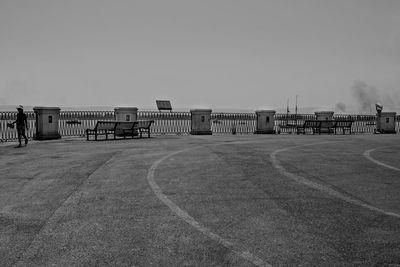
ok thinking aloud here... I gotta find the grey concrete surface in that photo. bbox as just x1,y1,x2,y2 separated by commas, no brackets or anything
0,134,399,266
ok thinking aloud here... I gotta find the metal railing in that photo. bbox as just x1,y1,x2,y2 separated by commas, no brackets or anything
333,114,378,134
275,114,316,134
59,111,114,137
1,110,399,142
274,114,384,134
0,111,36,142
211,113,256,134
139,111,191,135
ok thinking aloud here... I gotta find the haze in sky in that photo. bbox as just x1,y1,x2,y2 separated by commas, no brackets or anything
1,0,399,113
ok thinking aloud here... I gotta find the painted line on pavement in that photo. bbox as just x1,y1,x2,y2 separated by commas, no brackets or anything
147,147,272,267
363,147,400,172
270,142,400,219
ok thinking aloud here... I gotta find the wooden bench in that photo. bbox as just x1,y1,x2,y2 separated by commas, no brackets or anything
116,121,137,139
87,120,154,141
86,121,118,141
297,120,321,134
132,120,154,138
333,120,353,135
296,120,354,135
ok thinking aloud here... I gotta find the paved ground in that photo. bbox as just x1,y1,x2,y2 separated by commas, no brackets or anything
0,134,399,266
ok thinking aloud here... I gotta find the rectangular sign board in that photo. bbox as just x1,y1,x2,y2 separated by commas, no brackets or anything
156,100,172,111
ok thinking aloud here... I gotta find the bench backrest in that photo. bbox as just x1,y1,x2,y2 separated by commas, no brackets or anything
335,120,353,127
115,121,136,130
303,120,321,127
95,121,118,131
320,120,334,128
135,120,154,128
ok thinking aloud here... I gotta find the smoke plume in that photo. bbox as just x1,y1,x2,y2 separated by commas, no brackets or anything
350,80,400,113
351,80,380,114
335,102,346,113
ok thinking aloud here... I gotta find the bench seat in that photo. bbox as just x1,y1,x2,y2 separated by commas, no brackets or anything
295,120,353,135
115,121,137,139
131,120,154,138
86,121,119,141
297,120,321,134
86,121,146,141
319,121,335,134
333,120,353,135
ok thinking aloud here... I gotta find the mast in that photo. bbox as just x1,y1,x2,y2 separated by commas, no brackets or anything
286,98,289,125
295,95,298,125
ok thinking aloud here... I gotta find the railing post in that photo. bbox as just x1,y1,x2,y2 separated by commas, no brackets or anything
190,109,212,135
254,110,276,134
33,106,61,140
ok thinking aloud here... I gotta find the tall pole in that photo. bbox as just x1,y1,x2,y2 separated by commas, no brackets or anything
286,98,289,125
295,95,298,125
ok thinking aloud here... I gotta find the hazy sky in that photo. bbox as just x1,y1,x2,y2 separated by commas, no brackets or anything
1,0,399,112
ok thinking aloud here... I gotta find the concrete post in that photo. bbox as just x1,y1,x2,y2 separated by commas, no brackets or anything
315,111,334,121
190,109,212,135
377,112,397,133
33,107,61,140
254,110,276,134
114,107,138,122
114,107,138,136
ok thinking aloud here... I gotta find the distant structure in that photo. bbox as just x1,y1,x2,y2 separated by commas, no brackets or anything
156,100,172,112
375,102,396,134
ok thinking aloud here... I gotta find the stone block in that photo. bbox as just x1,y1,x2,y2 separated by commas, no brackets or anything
190,109,212,135
33,107,61,140
254,110,276,134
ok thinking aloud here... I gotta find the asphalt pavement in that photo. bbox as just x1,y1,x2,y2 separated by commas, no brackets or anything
1,134,399,266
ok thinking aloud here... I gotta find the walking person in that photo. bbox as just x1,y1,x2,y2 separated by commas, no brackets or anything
12,105,29,147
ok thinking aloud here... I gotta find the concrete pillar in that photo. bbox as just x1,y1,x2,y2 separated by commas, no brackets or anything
114,107,138,122
377,112,397,133
315,111,334,121
114,107,138,136
33,107,61,140
254,110,276,134
190,109,212,135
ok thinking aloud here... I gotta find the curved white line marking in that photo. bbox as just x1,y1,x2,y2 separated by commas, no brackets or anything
364,147,400,172
270,143,400,219
147,148,271,267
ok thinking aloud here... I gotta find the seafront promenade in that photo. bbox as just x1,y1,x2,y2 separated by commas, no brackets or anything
1,134,400,266
1,109,399,142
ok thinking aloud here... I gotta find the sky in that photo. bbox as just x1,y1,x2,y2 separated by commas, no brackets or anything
0,0,399,113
